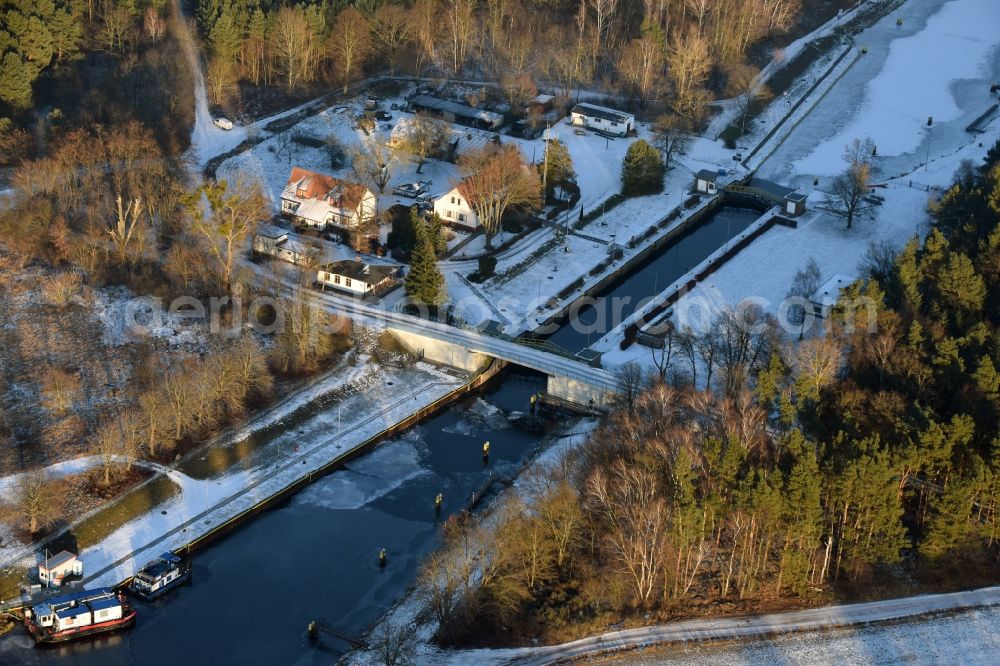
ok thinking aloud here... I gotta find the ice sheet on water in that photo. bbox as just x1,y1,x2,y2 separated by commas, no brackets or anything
441,419,478,436
290,438,428,511
468,398,500,417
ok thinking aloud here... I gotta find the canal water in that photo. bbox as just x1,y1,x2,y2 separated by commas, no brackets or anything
545,207,762,353
0,371,549,666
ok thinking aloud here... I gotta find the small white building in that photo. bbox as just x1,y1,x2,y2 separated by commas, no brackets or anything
433,182,480,230
280,167,377,232
809,274,857,319
251,227,322,267
694,169,719,195
38,551,83,587
569,103,635,136
316,260,400,297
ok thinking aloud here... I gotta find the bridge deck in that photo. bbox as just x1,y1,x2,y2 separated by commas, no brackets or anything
295,285,624,394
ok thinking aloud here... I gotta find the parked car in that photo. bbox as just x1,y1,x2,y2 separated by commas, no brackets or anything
394,182,424,198
213,117,234,130
376,111,392,121
390,103,399,110
574,128,586,136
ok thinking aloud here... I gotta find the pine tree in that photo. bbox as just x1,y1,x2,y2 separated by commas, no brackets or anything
539,138,575,199
428,213,447,256
405,222,446,307
780,448,823,593
936,251,986,326
0,52,34,109
973,355,1000,396
621,139,665,196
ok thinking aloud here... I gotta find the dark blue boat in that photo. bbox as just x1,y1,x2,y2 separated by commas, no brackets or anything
128,553,191,601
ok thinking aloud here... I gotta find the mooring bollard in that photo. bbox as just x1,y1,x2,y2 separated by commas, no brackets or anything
379,548,387,568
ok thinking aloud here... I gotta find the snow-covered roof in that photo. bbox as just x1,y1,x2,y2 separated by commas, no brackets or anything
40,551,77,572
809,274,857,308
409,95,504,127
695,169,718,182
319,260,396,285
570,103,634,124
281,167,372,227
255,224,288,240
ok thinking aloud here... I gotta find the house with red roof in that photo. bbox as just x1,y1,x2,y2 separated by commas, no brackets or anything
280,167,377,232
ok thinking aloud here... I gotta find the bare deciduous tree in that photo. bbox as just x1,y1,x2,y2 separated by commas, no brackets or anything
786,257,822,340
271,6,312,91
393,113,450,173
184,177,267,293
15,470,58,534
329,7,372,93
353,136,398,196
107,195,144,266
652,115,691,171
459,145,541,249
587,460,666,606
371,5,412,76
822,137,881,230
40,365,82,416
794,337,843,402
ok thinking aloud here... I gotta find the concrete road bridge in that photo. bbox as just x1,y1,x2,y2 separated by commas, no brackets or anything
295,285,624,408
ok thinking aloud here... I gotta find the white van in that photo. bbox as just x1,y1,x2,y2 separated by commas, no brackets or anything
213,117,234,130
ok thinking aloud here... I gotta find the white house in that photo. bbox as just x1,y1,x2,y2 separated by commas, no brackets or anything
280,167,377,232
694,169,719,195
38,551,83,587
433,182,480,230
316,259,400,297
570,103,635,136
809,274,857,319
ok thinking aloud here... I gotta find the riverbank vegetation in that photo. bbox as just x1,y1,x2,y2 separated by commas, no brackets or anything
417,147,1000,647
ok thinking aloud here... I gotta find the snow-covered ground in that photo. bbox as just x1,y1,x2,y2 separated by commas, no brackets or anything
0,357,463,592
761,0,1000,186
609,605,1000,665
600,0,1000,371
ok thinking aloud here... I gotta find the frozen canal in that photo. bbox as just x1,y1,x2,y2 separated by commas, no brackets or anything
0,371,551,665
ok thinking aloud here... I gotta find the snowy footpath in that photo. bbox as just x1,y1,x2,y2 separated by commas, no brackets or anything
610,604,1000,665
411,586,1000,665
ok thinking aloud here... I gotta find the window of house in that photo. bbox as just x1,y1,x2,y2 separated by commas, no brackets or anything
334,275,341,284
446,210,454,219
323,272,330,281
458,213,467,222
345,278,352,287
451,196,456,204
611,121,618,127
